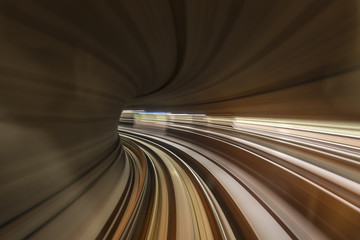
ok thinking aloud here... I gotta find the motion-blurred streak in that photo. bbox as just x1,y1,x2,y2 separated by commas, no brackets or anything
116,115,360,239
0,137,124,239
1,1,360,239
122,134,227,239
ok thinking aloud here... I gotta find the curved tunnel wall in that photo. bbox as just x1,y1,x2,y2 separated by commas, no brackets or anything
0,1,359,239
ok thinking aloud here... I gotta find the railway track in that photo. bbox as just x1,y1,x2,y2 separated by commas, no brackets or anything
114,122,360,240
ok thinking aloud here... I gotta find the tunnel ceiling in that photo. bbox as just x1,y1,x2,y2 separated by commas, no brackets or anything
0,0,359,121
128,0,360,119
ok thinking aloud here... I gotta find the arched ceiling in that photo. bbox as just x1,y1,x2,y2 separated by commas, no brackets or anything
1,0,359,120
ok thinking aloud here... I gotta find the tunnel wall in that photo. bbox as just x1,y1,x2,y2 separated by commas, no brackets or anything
0,0,359,238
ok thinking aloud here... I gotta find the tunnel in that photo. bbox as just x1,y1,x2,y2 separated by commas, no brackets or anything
0,1,359,239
